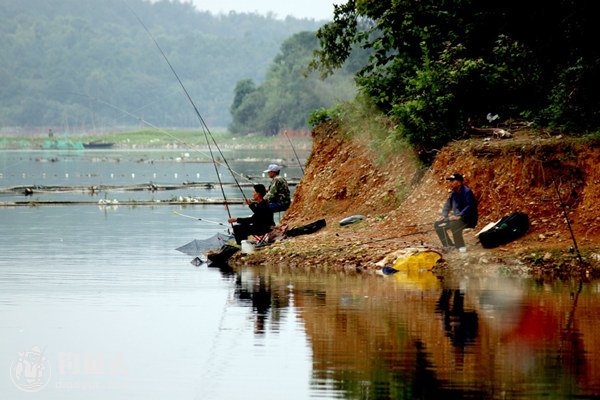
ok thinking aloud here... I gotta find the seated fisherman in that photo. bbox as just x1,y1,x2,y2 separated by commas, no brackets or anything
262,164,291,212
434,173,478,251
228,184,274,245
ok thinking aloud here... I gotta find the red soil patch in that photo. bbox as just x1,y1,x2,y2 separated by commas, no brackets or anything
233,122,600,276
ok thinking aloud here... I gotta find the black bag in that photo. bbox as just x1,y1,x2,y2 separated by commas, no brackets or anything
478,212,529,248
286,219,326,237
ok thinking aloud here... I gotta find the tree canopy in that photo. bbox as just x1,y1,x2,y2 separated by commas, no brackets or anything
229,31,360,135
311,0,600,159
0,0,323,131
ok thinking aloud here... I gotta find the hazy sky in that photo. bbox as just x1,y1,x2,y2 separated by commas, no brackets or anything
190,0,337,20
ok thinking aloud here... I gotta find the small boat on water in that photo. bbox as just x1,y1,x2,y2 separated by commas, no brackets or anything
83,141,114,149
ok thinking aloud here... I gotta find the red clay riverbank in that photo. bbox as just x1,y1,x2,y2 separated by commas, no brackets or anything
229,122,600,279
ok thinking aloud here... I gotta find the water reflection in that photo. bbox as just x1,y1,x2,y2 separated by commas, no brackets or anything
207,260,236,278
224,266,600,399
2,202,600,399
435,289,479,363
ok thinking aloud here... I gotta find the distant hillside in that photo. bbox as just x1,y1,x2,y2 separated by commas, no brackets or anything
0,0,323,132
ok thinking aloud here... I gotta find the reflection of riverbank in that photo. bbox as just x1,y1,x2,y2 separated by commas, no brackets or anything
236,267,600,398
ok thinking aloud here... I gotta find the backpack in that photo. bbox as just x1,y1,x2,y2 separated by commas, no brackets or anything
478,212,529,248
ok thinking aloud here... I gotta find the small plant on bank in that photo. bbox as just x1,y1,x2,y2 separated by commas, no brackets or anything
308,107,334,128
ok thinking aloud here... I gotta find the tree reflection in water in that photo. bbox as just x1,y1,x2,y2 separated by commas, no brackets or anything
209,265,600,399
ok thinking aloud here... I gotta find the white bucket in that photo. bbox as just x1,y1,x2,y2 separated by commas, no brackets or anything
241,240,255,254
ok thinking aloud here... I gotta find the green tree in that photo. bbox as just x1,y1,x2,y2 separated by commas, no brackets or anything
311,0,600,161
230,79,257,114
229,31,358,135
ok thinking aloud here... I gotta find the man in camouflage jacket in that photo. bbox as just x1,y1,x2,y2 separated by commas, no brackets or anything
262,164,291,212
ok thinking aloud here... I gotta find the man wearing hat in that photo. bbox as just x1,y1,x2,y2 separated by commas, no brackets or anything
434,173,478,251
261,164,291,212
229,184,275,245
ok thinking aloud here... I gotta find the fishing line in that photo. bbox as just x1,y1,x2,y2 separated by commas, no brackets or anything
68,89,182,127
123,0,246,219
538,156,584,264
0,157,31,175
126,4,235,210
203,127,250,203
334,229,434,245
73,92,254,184
172,211,229,227
334,221,435,235
283,130,305,174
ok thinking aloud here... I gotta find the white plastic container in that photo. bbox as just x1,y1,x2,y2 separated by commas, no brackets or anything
241,240,255,254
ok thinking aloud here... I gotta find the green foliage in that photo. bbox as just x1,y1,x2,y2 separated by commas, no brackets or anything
229,31,358,135
230,79,257,114
311,0,600,162
308,1,359,78
307,107,333,127
327,95,412,165
0,0,323,130
539,58,600,132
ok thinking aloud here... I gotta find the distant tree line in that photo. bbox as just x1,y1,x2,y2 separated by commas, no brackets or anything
229,31,361,135
310,0,600,161
0,0,323,131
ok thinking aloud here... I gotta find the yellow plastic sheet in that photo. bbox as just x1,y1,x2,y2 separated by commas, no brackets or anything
392,250,442,271
390,249,442,290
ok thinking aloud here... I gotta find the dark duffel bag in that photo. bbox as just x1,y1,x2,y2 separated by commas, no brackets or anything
286,219,327,237
478,212,529,248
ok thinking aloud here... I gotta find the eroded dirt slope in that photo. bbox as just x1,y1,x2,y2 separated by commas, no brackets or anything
233,122,600,274
283,121,423,225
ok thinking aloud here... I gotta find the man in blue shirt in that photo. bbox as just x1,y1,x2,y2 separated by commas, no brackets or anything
434,173,478,251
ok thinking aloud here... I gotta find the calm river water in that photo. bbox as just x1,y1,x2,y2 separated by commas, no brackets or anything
1,150,600,399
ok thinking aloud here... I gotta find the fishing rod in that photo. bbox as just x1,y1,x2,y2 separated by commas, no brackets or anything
124,1,247,218
71,92,255,184
323,230,433,253
172,211,229,228
335,221,436,233
335,229,434,244
537,157,585,264
283,130,305,174
564,280,583,333
551,174,584,264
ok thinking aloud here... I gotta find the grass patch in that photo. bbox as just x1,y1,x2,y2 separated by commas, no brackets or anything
327,96,413,166
0,129,298,150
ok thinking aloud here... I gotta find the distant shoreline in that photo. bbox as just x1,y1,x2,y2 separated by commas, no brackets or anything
0,129,313,151
0,199,245,207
